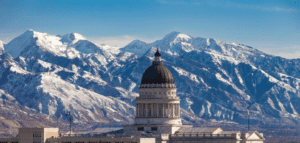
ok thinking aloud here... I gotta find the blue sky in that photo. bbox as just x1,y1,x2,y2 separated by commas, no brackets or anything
1,0,300,58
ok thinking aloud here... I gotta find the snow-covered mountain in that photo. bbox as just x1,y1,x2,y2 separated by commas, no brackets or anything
0,41,4,55
1,30,300,133
121,31,300,125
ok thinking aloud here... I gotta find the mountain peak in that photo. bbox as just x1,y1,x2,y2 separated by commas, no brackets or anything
69,33,86,41
22,29,50,38
4,30,48,58
128,39,146,45
119,39,148,55
21,29,35,37
164,31,181,38
60,33,87,44
162,31,191,43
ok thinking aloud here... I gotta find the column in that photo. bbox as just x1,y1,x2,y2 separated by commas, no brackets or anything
142,103,146,117
170,104,172,118
168,104,170,118
148,103,151,117
172,104,175,118
157,104,159,117
175,104,178,118
162,103,164,118
136,103,139,117
146,103,148,117
151,104,153,117
176,104,179,118
178,104,180,118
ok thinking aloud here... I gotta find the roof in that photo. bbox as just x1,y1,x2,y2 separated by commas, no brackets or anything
175,127,221,134
245,131,264,139
140,48,175,84
91,127,123,133
141,63,174,84
220,131,241,134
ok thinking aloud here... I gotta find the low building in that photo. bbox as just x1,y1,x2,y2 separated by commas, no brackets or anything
0,126,264,143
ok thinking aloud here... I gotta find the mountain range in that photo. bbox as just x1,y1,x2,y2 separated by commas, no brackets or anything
1,30,300,134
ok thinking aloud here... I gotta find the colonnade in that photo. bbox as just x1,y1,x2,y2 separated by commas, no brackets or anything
136,103,180,118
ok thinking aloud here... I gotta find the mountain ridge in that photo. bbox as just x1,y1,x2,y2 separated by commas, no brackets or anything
1,30,300,134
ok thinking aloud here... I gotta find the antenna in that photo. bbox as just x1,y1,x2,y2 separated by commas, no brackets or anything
248,110,250,131
65,111,72,135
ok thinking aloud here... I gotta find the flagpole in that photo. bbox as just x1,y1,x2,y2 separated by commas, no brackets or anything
248,110,250,131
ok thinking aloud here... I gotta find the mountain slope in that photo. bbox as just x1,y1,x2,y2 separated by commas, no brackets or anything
1,30,300,134
0,41,4,55
120,31,300,126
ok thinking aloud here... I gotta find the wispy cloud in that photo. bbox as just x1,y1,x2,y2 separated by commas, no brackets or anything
156,0,187,5
217,2,298,12
261,45,300,59
156,0,201,5
89,35,158,48
157,0,298,12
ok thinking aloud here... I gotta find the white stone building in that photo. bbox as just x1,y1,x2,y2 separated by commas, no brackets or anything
0,49,264,143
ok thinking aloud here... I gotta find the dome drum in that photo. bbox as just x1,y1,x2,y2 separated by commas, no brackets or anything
134,118,182,125
138,88,178,99
139,83,176,88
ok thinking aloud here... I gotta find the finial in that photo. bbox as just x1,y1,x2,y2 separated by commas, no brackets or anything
154,48,161,57
153,48,162,64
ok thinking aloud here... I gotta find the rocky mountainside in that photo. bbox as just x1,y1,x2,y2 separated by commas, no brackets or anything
121,31,300,126
1,30,300,134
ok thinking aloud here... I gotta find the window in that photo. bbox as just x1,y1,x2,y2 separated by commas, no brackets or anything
151,127,158,131
33,133,41,137
137,127,144,131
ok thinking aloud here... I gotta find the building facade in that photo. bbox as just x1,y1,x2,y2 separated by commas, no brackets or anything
0,49,264,143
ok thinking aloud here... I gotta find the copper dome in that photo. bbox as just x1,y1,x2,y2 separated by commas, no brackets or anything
141,49,174,84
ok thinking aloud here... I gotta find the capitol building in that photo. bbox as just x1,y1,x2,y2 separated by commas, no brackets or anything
0,49,264,143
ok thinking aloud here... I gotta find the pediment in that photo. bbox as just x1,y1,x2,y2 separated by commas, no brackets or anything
247,131,264,139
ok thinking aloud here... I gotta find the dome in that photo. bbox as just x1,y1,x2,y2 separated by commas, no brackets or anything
141,49,174,84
